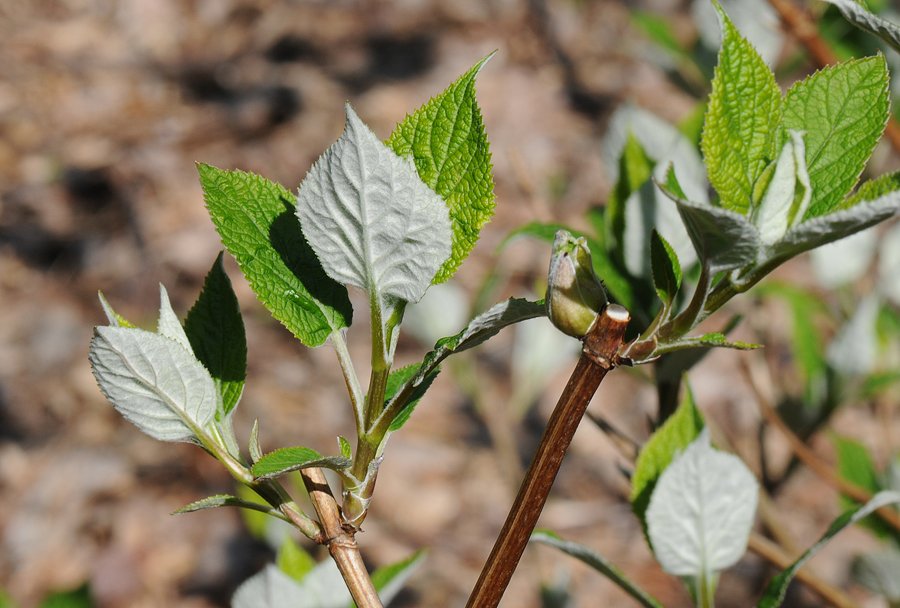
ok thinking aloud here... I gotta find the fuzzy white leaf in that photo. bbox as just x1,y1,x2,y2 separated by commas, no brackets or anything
769,191,900,264
827,294,880,376
297,104,452,304
646,429,758,577
822,0,900,53
89,327,217,442
878,222,900,306
852,548,900,601
157,284,191,350
232,565,307,608
754,131,811,246
811,228,877,288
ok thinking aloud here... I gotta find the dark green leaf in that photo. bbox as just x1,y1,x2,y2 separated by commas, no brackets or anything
650,230,682,308
531,530,663,608
39,585,91,608
385,364,441,432
184,253,246,417
198,164,352,347
251,447,351,480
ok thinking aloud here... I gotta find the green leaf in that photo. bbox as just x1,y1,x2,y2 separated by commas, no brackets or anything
780,55,890,217
277,537,316,582
822,0,900,52
655,333,761,357
531,530,664,608
89,327,217,443
297,104,452,304
631,10,688,59
198,163,352,348
631,386,705,526
650,230,682,308
607,132,654,261
385,364,440,432
249,419,262,463
758,491,900,608
251,447,351,480
338,436,352,460
172,494,279,516
842,170,900,209
98,291,134,328
646,429,758,578
367,550,427,605
701,0,782,213
39,585,91,608
834,435,880,495
184,253,247,417
660,170,761,271
387,54,495,284
236,485,270,539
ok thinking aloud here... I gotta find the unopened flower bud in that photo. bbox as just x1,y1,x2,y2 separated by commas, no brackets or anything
546,230,608,338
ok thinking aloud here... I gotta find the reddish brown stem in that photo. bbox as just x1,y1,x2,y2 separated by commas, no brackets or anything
300,468,382,608
466,305,630,608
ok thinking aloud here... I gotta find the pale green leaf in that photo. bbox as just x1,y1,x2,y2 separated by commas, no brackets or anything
758,491,900,608
232,565,306,608
701,0,782,213
384,363,440,432
811,228,878,288
387,54,495,283
297,104,452,304
251,447,351,480
173,494,279,516
277,537,316,582
337,436,352,460
822,0,900,53
646,429,758,577
198,164,352,347
531,530,664,608
754,130,811,245
631,387,705,525
89,326,217,443
692,0,784,68
655,332,762,355
780,55,890,217
184,253,247,417
366,550,427,607
98,291,134,328
249,419,262,463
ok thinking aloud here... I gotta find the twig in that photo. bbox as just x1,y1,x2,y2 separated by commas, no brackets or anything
747,533,856,608
768,0,900,153
465,305,630,608
741,356,900,533
300,468,382,608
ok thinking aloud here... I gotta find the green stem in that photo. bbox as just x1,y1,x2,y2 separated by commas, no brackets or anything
661,262,711,339
331,330,365,434
695,571,716,608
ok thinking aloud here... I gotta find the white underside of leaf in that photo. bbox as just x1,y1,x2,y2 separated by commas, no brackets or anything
754,130,811,246
811,227,878,288
822,0,900,53
157,284,192,350
297,104,452,305
827,294,879,376
89,326,217,442
646,428,758,578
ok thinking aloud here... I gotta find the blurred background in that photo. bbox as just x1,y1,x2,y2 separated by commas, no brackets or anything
2,0,900,606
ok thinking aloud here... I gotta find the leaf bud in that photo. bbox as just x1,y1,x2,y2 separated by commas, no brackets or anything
546,230,608,338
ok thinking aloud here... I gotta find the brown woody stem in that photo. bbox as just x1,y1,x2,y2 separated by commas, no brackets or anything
300,468,382,608
465,305,630,608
